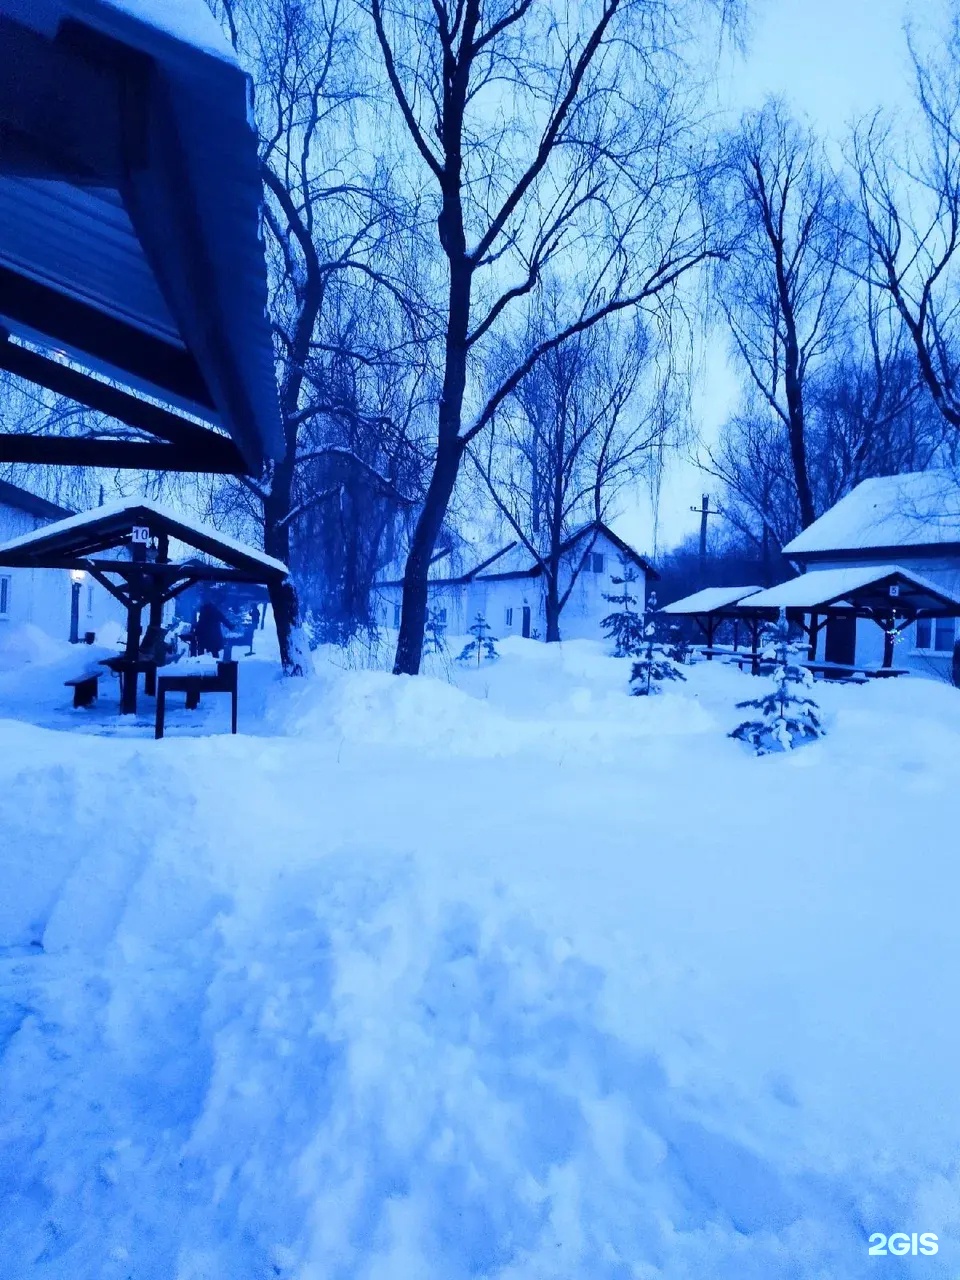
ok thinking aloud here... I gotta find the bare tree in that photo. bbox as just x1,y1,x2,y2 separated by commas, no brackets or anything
705,279,956,557
209,0,431,672
368,0,733,675
853,17,960,436
720,100,854,530
471,300,663,640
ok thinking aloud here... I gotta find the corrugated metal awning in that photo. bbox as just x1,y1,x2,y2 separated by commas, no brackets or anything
0,0,283,474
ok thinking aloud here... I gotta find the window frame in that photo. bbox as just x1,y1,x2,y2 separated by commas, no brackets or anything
505,607,513,627
590,552,604,574
0,574,9,618
393,603,401,629
913,614,957,654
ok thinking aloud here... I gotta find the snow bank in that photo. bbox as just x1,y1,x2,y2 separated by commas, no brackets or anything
2,641,960,1277
0,622,72,671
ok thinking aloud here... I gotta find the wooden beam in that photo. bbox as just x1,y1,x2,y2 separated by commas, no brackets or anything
0,266,213,413
0,431,246,474
0,340,239,461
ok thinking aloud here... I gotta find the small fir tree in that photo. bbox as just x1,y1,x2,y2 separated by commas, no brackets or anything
730,612,825,754
601,560,647,657
457,613,500,666
665,623,691,665
629,614,687,696
423,607,447,657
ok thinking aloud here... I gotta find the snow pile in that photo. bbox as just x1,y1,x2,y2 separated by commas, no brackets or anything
285,653,715,759
0,623,72,671
92,619,125,650
2,641,960,1277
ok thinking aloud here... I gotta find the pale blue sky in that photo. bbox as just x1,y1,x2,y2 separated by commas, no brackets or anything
617,0,944,555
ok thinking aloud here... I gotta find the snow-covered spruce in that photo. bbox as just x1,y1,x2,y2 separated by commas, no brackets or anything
665,623,691,665
629,599,686,696
600,558,647,657
457,613,500,666
423,608,447,657
730,612,825,755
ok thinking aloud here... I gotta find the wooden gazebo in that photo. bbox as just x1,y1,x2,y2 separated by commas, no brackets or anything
740,564,960,670
659,585,765,658
0,499,287,712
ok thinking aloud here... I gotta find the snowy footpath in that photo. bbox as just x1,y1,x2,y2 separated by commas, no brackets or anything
1,631,959,1278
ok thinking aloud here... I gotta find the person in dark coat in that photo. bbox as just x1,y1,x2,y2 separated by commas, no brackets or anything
194,600,230,659
246,605,261,655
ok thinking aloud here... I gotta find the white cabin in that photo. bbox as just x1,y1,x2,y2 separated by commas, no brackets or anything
374,522,656,643
783,471,960,679
0,481,123,644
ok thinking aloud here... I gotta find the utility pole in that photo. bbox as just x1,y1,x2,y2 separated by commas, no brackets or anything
690,493,722,583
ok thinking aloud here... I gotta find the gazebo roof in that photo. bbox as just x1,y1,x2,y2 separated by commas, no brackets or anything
659,585,762,616
0,497,287,580
742,565,960,616
0,0,282,474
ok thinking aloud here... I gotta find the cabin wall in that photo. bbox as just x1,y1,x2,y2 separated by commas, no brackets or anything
804,553,960,680
0,502,128,646
373,533,654,647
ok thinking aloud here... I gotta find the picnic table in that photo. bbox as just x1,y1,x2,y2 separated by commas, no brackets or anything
155,658,238,739
98,654,160,713
801,660,908,682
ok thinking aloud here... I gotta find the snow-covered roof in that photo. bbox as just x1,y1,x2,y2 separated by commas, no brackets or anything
784,472,960,557
0,498,288,576
92,0,238,62
744,565,960,610
659,585,762,615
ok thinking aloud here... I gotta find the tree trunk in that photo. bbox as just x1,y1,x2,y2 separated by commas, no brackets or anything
544,570,562,642
393,231,471,675
393,435,463,674
263,466,307,676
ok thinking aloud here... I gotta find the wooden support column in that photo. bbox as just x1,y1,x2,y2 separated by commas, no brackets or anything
121,602,142,714
807,613,820,661
882,614,895,668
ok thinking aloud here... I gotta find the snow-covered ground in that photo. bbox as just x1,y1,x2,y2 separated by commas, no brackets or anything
1,627,959,1278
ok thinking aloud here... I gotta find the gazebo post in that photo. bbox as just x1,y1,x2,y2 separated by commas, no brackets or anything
807,613,820,661
882,613,895,668
121,601,143,714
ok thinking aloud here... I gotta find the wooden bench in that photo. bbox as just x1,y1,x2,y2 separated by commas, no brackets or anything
64,666,102,708
801,661,906,683
155,660,238,739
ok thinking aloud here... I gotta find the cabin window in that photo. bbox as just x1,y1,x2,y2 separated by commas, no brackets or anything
590,552,604,573
0,575,9,617
915,616,956,652
393,603,401,628
505,607,513,627
436,607,447,625
86,583,95,615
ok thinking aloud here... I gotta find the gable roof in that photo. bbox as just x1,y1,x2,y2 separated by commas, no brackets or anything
743,564,960,615
374,522,657,588
659,585,762,615
0,477,73,522
784,472,960,560
0,0,282,474
0,496,287,578
469,522,658,582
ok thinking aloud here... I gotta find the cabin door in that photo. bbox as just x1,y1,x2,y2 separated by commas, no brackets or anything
824,614,856,669
521,605,532,638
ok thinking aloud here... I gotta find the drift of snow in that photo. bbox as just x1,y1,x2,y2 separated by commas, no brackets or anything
1,636,959,1278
